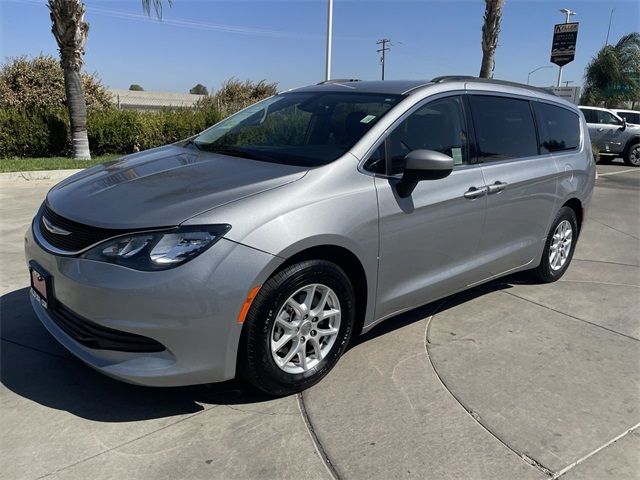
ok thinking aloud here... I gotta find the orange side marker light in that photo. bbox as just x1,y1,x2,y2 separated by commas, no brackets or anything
237,285,261,324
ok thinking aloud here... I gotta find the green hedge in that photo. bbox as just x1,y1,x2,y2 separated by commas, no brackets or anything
0,106,225,158
0,108,69,157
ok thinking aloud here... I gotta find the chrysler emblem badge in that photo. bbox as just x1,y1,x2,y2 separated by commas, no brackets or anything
42,216,71,236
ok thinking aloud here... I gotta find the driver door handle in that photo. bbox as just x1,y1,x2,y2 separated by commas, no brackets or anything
597,127,605,132
487,181,508,194
464,186,488,199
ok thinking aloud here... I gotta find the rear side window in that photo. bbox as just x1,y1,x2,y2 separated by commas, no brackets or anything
618,112,640,124
468,95,538,161
534,103,580,153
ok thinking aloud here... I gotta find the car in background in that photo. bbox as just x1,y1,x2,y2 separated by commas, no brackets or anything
579,106,640,166
612,109,640,126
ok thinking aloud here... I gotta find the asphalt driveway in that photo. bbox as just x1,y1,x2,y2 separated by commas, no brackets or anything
1,161,638,479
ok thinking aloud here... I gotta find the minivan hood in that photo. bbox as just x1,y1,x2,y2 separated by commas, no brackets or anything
46,145,308,229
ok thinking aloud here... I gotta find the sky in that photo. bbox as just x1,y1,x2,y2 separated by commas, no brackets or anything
1,0,639,94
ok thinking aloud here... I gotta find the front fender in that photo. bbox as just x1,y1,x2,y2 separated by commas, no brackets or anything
183,158,381,329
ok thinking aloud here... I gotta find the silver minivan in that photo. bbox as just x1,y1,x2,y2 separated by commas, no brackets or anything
25,77,595,395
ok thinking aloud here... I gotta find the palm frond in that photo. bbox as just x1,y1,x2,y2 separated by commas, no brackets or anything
141,0,173,19
582,32,640,107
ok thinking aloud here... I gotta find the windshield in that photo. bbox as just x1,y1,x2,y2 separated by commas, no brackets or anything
193,91,402,166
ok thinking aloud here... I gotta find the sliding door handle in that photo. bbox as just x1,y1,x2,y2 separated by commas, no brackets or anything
487,181,507,194
464,186,488,199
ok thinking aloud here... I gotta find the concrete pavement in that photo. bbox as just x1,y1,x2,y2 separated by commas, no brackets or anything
1,162,638,479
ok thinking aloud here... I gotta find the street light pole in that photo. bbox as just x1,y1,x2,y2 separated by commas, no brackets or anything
557,8,576,87
324,0,334,81
527,65,554,85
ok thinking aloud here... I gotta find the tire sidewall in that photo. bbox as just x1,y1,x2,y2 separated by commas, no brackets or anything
624,142,640,166
241,261,355,395
539,207,579,281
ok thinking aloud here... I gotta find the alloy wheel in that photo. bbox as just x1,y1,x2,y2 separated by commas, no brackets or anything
630,144,640,166
270,284,341,374
549,220,573,271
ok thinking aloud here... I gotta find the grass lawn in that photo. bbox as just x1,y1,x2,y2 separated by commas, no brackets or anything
0,154,120,173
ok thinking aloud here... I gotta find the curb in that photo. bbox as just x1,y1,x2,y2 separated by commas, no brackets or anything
0,169,82,181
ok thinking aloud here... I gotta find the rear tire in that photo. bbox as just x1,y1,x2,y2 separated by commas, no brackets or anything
532,207,579,283
623,142,640,167
238,260,355,396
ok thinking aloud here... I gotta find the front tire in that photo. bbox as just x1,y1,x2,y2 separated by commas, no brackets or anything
623,142,640,167
239,260,355,396
532,207,579,283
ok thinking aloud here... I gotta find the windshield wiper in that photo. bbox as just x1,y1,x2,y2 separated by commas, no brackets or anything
203,146,273,162
180,137,201,150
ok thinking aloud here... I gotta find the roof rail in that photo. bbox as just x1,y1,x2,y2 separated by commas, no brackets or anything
431,75,476,83
317,78,362,85
430,76,556,96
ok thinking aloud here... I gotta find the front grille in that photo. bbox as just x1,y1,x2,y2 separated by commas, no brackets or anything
50,302,165,353
39,203,129,252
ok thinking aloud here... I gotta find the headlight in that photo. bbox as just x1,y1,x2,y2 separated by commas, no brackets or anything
81,225,231,271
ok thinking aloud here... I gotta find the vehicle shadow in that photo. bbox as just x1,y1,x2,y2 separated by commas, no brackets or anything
351,272,531,347
1,273,530,423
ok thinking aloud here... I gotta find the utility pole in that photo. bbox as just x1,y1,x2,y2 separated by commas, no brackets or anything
376,38,391,80
557,8,576,87
324,0,333,81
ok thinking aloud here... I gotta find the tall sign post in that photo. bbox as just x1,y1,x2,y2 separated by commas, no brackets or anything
551,9,579,87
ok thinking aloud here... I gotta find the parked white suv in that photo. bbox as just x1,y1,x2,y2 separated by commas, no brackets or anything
579,106,640,166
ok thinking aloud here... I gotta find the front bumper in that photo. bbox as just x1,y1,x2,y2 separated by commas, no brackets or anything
24,226,281,386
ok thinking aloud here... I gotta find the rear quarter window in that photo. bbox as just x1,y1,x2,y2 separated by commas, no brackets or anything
534,103,580,153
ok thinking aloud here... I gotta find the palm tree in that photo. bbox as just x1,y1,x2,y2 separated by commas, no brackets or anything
479,0,505,78
581,33,640,108
48,0,171,160
48,0,90,159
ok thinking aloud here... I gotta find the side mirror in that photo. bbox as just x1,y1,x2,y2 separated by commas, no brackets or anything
619,118,627,131
396,150,454,198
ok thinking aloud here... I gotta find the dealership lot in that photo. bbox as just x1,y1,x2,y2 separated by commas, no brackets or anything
0,162,638,479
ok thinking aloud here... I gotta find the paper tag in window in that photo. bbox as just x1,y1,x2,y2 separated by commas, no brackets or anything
360,115,376,124
452,148,463,165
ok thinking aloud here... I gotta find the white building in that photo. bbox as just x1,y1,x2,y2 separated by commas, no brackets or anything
108,89,206,111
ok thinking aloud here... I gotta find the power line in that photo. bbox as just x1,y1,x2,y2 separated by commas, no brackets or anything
7,0,317,39
376,38,392,81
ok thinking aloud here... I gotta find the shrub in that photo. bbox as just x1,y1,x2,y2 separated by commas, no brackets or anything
0,108,70,158
87,108,142,155
157,109,207,144
0,75,279,158
0,55,112,110
198,78,278,116
592,143,601,163
87,108,213,155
